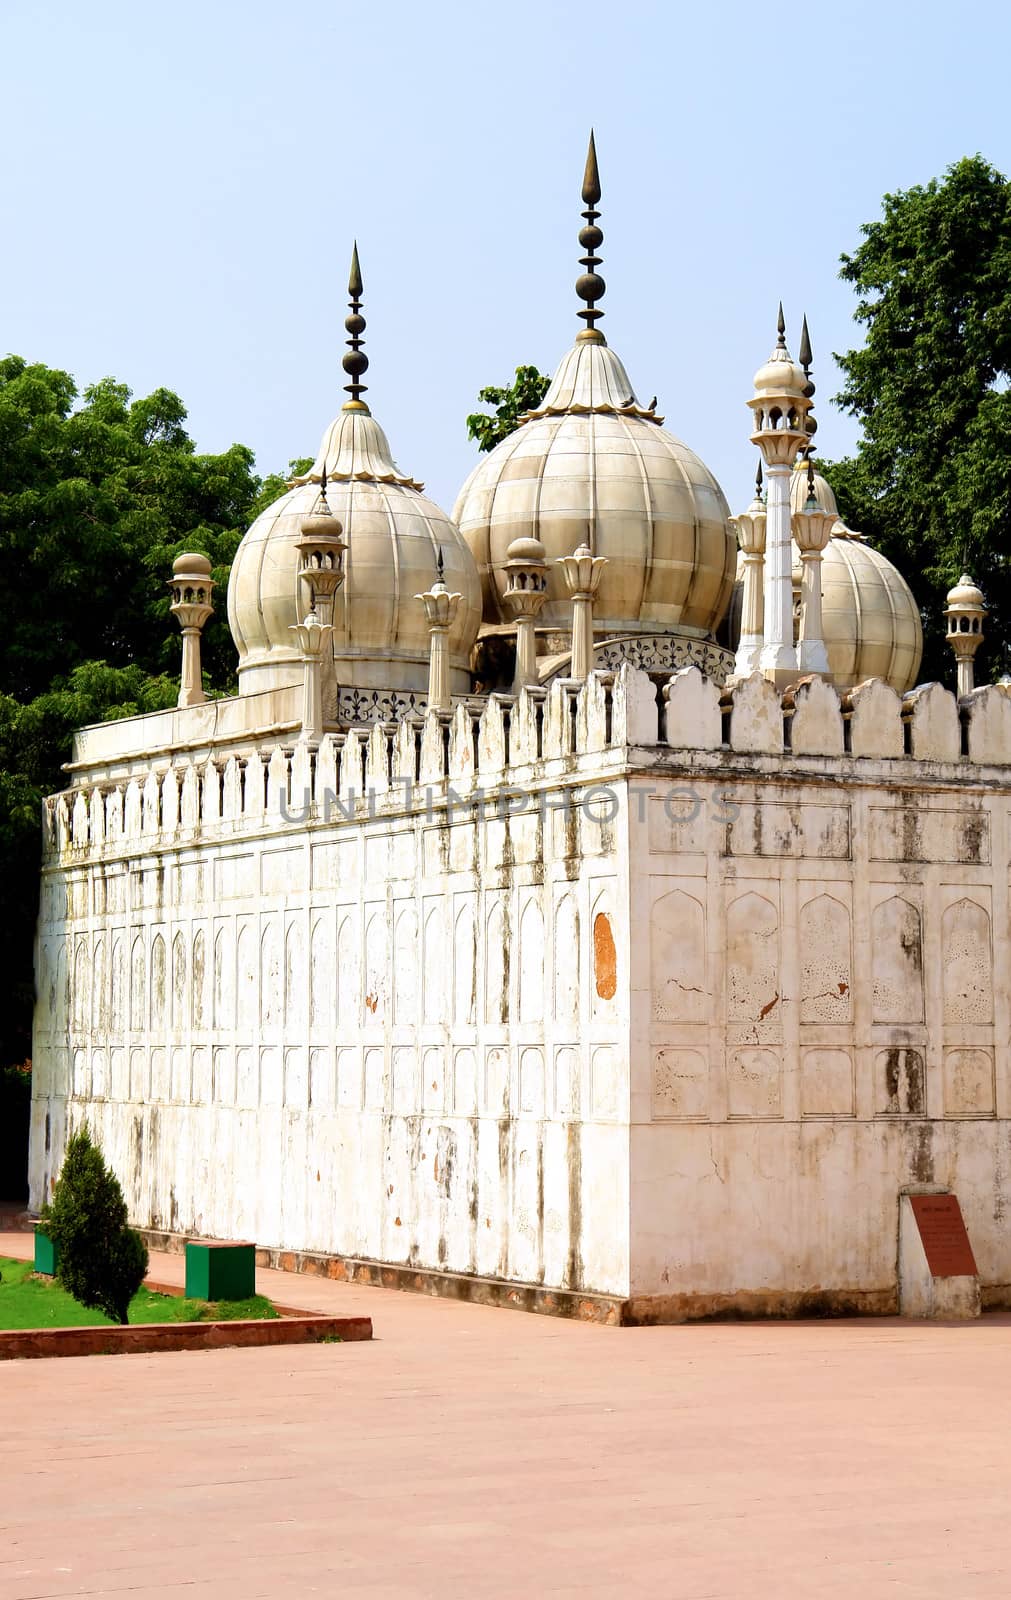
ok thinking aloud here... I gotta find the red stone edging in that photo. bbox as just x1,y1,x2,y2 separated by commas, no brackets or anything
0,1314,371,1361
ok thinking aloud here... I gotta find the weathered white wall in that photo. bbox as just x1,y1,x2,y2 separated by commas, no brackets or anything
31,667,1011,1315
31,680,638,1298
626,671,1011,1312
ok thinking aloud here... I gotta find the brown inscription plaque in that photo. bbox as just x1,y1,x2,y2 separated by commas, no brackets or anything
909,1194,978,1278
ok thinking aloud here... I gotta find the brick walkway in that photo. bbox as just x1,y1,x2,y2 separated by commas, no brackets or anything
2,1231,1010,1597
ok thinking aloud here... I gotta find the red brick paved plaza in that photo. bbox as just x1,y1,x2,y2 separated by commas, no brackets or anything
3,1232,1010,1598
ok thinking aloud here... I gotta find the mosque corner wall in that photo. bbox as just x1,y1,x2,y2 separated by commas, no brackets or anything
30,665,1011,1314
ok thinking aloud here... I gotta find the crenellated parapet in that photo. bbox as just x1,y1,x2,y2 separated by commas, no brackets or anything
43,666,1011,865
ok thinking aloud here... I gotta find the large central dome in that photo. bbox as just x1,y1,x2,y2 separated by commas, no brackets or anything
453,134,736,650
454,340,736,638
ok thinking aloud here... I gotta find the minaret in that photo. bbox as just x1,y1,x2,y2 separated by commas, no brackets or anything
502,537,549,691
576,130,605,347
731,463,767,680
748,306,813,686
792,455,834,675
945,574,986,696
289,602,333,744
167,553,215,707
295,469,346,725
416,551,462,714
559,540,607,680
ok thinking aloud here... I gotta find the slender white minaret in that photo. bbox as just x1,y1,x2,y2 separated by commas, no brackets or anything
731,463,767,680
945,574,986,697
502,536,549,692
167,553,215,708
289,605,333,744
792,457,835,676
295,473,346,722
748,307,813,686
416,552,462,714
558,541,607,681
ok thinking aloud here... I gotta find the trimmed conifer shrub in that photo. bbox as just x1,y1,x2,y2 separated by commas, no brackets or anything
41,1125,149,1324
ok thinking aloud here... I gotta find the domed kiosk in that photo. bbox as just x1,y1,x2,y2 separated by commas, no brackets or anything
788,461,923,693
454,135,737,684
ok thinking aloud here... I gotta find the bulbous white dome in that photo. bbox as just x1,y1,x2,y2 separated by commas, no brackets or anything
814,535,923,692
454,340,736,639
228,407,482,697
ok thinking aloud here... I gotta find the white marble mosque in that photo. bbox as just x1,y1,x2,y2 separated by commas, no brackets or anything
30,137,1011,1322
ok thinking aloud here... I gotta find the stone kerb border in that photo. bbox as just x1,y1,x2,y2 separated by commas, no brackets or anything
42,667,1011,861
0,1310,372,1361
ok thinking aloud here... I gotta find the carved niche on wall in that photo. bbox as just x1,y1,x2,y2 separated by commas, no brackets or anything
871,896,924,1024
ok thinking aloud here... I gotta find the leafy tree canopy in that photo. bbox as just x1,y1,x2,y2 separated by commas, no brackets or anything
820,155,1011,681
466,365,550,452
0,356,270,1067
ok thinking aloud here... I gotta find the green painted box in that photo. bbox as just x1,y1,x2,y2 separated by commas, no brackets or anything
34,1229,59,1276
184,1240,255,1301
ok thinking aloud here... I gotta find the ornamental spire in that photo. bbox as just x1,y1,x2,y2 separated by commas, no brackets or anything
342,241,369,412
776,301,787,349
576,131,606,344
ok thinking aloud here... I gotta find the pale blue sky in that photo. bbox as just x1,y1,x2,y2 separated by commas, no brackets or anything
3,0,1010,516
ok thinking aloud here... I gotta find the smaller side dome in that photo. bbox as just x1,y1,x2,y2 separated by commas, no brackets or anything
227,247,482,706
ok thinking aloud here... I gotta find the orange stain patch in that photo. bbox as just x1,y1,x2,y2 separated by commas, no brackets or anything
593,913,617,1000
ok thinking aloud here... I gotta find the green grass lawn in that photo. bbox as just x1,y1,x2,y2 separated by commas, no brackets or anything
0,1257,279,1330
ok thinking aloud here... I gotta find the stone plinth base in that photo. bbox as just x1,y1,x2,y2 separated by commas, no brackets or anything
899,1193,981,1319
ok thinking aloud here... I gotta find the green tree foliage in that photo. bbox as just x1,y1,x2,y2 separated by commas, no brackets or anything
0,356,267,1067
821,156,1011,682
42,1125,149,1324
466,365,550,452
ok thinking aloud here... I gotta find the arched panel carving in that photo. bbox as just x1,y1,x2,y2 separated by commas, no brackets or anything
337,915,359,1026
454,901,476,1026
519,897,545,1023
130,936,146,1033
150,935,166,1029
651,890,705,1023
110,938,125,1033
91,937,107,1031
871,897,924,1024
191,930,206,1029
260,922,281,1026
394,905,419,1025
800,895,851,1023
485,898,508,1024
364,911,386,1022
171,932,186,1031
310,916,334,1029
285,921,306,1028
553,895,580,1024
727,892,779,1029
423,905,447,1024
942,899,993,1025
235,923,256,1030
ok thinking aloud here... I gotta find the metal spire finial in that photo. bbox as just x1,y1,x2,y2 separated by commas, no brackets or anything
776,302,787,349
436,546,445,582
755,460,764,499
799,314,812,375
576,130,606,344
342,240,369,412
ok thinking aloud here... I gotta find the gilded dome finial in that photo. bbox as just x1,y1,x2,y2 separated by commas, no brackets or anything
342,240,370,413
576,130,606,345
